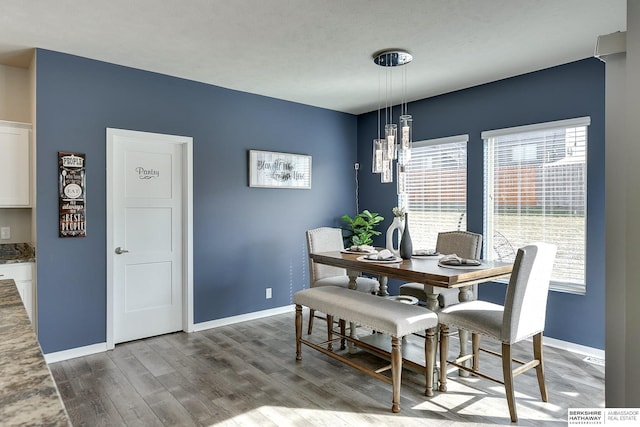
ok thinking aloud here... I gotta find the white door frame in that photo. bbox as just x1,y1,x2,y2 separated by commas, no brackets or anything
106,128,194,350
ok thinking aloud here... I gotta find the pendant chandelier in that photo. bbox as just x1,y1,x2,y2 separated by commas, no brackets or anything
371,49,413,192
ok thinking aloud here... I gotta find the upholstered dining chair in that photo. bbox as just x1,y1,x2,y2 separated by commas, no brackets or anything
306,227,379,334
399,230,483,308
438,242,557,422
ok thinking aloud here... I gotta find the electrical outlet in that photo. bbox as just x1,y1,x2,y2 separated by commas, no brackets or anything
0,227,10,240
266,288,272,299
354,162,360,170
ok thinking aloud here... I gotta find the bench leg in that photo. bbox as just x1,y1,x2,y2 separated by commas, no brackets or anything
327,314,334,351
391,336,402,413
295,305,302,360
425,327,436,396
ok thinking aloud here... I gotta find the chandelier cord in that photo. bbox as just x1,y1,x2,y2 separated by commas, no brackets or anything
377,64,381,140
354,163,359,214
402,65,408,116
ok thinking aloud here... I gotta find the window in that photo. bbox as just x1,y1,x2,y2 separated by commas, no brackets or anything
482,117,590,294
399,135,468,250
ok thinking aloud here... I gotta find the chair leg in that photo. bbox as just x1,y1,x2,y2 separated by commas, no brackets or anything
502,343,518,422
472,333,480,371
533,332,548,402
295,305,302,360
339,319,346,350
307,308,315,334
439,324,449,392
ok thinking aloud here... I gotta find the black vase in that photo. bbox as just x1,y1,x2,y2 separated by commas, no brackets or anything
400,213,413,260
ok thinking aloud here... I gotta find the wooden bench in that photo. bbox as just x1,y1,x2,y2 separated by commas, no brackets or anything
294,286,438,413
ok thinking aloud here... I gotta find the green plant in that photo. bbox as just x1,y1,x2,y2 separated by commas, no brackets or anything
341,210,384,246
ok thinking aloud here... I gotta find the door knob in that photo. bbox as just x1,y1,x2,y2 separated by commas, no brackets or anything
115,247,129,254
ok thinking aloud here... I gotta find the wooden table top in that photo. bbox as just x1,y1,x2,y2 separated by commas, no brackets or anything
309,251,513,289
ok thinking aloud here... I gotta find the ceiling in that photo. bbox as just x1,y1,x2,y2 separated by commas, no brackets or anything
0,0,626,115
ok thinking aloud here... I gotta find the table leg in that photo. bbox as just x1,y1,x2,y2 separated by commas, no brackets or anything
344,269,369,353
457,285,472,377
422,285,441,390
348,321,359,354
346,269,359,290
377,276,389,297
425,289,440,312
458,285,473,303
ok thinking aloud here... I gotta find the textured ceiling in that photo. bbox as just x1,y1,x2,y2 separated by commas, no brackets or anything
0,0,627,114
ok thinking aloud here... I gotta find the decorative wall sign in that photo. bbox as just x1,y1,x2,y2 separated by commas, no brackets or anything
248,150,312,189
58,152,86,237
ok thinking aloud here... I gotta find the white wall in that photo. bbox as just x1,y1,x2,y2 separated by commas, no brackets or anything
0,64,32,243
0,64,30,122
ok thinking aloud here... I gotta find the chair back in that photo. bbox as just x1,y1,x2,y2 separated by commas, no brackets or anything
502,242,557,343
436,231,482,259
306,227,347,286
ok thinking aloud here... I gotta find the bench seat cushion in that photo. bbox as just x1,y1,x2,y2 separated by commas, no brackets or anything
294,286,438,338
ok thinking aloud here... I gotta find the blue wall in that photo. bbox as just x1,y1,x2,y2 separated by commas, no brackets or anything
357,58,605,349
35,49,605,353
35,49,358,353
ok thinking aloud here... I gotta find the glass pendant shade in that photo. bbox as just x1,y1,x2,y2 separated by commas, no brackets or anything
385,123,397,160
399,114,412,166
397,164,406,194
381,159,393,183
372,138,384,173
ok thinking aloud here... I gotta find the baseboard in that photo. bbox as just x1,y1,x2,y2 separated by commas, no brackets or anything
543,336,605,360
43,306,296,363
448,333,605,361
44,342,108,364
43,306,603,366
192,304,295,332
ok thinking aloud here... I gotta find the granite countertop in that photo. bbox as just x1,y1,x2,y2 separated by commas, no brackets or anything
0,279,70,426
0,243,36,264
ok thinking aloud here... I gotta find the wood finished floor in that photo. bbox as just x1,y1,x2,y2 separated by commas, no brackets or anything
50,310,604,426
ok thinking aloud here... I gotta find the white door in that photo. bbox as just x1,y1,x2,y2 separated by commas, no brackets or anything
107,129,190,344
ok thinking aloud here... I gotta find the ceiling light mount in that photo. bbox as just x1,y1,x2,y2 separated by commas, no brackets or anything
373,49,413,67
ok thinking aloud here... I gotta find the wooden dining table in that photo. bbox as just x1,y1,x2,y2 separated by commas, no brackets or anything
308,250,513,388
309,250,513,310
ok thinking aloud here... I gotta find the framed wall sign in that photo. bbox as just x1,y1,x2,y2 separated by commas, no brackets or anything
249,150,312,189
58,152,86,237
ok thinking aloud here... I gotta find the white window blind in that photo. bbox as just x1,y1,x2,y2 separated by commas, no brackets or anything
399,135,468,250
483,117,590,294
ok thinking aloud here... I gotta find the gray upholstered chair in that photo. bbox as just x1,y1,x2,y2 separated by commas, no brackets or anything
399,230,482,308
438,242,557,422
306,227,379,334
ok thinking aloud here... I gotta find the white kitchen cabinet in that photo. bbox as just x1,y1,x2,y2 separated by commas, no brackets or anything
0,121,31,207
0,262,34,323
